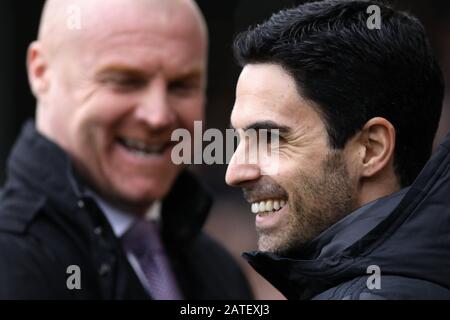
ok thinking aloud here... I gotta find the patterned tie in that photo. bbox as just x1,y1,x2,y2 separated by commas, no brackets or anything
121,219,183,300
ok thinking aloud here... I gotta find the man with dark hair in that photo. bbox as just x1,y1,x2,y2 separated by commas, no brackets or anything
226,0,450,299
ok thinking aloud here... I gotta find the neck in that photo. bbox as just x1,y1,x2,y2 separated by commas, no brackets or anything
357,169,401,208
92,188,153,217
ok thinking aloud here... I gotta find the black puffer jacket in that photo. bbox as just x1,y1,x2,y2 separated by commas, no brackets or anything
245,131,450,300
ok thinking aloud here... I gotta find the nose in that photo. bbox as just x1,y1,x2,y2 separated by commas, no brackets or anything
225,142,261,187
135,77,177,132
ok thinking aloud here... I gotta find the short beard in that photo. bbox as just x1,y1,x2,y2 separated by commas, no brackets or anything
257,150,358,255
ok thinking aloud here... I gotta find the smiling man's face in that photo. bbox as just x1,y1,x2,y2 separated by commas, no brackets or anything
30,0,207,213
226,63,359,254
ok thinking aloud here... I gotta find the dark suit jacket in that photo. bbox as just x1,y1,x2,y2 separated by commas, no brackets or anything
0,121,252,299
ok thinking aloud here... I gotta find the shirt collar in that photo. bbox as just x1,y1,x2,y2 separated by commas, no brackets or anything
8,121,212,244
87,191,161,238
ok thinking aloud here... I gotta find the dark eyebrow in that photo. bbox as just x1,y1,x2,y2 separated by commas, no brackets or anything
241,121,290,134
95,66,148,80
99,65,145,75
172,69,204,81
95,65,205,83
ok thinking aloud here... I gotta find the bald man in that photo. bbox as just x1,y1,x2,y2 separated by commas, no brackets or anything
0,0,252,299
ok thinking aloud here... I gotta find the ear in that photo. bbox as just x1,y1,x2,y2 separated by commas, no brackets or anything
27,41,50,98
357,117,396,179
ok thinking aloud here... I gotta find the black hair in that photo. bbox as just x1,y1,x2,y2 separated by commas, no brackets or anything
233,0,444,187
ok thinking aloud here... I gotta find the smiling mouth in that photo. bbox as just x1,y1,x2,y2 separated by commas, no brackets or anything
251,198,287,215
117,137,171,157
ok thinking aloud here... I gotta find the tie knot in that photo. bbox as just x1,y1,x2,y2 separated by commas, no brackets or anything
122,219,164,257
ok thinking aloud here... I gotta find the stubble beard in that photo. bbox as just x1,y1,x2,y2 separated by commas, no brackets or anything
257,150,359,255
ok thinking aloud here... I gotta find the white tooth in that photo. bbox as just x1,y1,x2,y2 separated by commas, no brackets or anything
273,200,280,210
259,201,265,212
265,200,273,211
280,200,286,207
251,203,258,214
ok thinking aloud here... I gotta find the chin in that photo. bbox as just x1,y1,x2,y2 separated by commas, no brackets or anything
105,174,174,205
124,182,171,202
257,235,279,253
257,233,294,255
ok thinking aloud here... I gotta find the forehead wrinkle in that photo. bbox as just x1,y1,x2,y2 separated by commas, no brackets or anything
88,37,206,81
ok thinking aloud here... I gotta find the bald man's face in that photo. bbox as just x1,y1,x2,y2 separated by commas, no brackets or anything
30,0,207,211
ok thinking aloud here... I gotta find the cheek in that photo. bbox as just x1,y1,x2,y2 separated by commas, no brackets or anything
173,95,205,130
76,93,138,134
279,137,331,176
273,154,325,199
68,96,136,163
343,150,361,183
276,154,309,178
87,94,138,125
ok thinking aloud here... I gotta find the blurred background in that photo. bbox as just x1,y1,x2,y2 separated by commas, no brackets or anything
0,0,449,299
